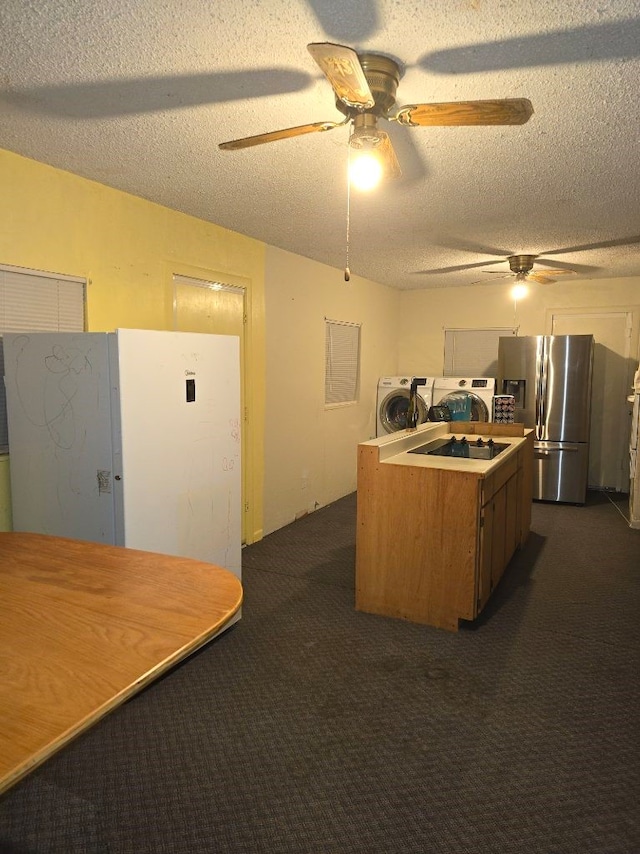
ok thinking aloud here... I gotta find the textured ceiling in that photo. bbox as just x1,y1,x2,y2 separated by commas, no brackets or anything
1,0,640,290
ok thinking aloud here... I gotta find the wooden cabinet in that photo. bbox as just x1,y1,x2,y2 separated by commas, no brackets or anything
477,450,523,611
356,426,533,632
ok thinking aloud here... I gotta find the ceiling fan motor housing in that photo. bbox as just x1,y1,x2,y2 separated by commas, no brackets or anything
508,254,537,274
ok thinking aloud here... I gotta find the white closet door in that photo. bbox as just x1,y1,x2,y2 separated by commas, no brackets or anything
551,310,633,491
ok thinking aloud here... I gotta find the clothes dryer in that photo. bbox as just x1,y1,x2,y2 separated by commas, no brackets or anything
376,376,435,436
432,377,496,422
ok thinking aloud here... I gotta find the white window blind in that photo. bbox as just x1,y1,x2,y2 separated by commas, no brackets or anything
443,327,516,377
325,319,361,405
0,266,85,452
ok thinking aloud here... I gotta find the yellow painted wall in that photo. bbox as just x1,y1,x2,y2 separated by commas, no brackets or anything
0,148,265,538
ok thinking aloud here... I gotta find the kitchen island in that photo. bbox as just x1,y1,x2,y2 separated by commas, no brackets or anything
356,422,533,632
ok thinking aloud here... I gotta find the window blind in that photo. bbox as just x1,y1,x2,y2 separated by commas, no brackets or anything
443,327,516,377
325,319,361,405
0,266,85,452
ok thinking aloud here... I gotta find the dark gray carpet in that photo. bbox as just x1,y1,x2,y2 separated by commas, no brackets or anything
1,491,639,853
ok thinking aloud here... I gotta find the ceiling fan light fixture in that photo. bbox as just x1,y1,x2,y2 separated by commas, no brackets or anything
349,147,384,191
511,282,529,300
349,115,384,147
348,126,385,190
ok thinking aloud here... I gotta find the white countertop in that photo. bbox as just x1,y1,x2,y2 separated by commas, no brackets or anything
361,423,528,475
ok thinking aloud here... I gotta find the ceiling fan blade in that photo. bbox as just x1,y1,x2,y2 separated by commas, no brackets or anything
469,273,511,285
534,268,577,277
376,132,402,179
307,42,375,109
414,260,500,275
219,120,343,150
383,121,427,186
396,98,533,127
527,272,556,285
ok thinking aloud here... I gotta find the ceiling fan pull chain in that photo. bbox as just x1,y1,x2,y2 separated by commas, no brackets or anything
345,144,351,282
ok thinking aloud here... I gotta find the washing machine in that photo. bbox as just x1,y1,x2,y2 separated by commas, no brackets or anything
376,376,435,436
432,377,496,422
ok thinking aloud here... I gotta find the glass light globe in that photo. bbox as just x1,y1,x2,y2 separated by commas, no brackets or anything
511,282,529,300
349,151,383,191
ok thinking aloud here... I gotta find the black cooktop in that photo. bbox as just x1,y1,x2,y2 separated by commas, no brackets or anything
409,436,510,460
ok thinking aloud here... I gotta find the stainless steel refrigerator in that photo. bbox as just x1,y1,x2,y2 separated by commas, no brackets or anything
497,334,594,504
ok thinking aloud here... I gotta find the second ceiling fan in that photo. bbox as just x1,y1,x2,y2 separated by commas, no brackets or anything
219,42,534,178
476,254,578,285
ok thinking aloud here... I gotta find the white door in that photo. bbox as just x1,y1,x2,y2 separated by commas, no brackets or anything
114,329,241,577
549,310,633,491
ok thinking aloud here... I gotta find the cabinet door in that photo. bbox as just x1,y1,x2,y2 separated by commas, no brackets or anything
477,452,525,618
478,475,512,615
518,440,534,544
490,483,507,589
477,500,494,613
504,473,519,566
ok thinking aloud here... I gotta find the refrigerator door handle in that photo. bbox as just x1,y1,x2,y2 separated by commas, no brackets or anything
534,447,579,456
535,337,545,440
540,337,549,435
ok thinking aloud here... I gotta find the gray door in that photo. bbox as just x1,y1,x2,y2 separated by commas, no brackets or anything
4,332,117,541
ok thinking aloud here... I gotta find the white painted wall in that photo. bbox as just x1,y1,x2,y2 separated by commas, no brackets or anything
263,245,400,535
397,276,640,374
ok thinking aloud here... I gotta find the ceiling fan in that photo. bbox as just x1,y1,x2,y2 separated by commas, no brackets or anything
476,254,578,285
218,42,533,178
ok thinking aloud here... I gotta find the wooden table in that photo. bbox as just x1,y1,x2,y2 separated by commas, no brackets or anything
0,532,243,795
